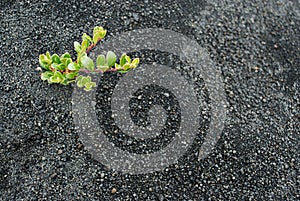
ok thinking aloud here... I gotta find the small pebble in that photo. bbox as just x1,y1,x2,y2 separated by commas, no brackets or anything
111,188,117,194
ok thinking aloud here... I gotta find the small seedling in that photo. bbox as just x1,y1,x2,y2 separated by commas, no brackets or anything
38,26,139,91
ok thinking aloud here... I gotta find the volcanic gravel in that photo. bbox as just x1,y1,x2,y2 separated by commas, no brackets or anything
0,0,299,200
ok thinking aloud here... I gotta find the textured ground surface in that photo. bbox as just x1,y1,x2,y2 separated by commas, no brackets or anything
0,0,299,200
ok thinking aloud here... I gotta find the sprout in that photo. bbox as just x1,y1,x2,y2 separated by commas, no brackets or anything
38,26,140,91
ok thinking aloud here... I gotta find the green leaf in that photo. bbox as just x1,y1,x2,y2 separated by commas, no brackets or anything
46,51,51,60
117,69,130,73
115,63,121,69
119,54,126,66
77,80,84,88
50,75,62,83
59,64,67,71
84,81,96,91
51,54,61,64
61,79,76,85
81,52,87,57
61,53,71,59
51,63,59,69
41,71,54,81
99,29,107,38
77,76,91,88
93,33,100,44
82,33,92,43
74,41,81,53
76,75,83,84
93,26,107,44
67,80,76,84
98,65,110,71
39,54,51,70
55,71,65,79
84,81,96,88
39,54,52,64
60,80,69,85
106,51,116,67
96,54,109,71
132,58,139,66
66,72,78,79
84,76,91,82
96,54,106,66
52,63,66,71
125,55,131,63
67,62,76,70
81,56,94,71
81,39,89,50
93,26,103,36
60,58,72,67
123,63,131,71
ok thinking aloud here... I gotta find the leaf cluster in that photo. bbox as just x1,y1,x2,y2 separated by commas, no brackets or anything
38,26,140,91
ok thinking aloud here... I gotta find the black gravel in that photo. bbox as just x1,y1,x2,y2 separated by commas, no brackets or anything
0,0,299,200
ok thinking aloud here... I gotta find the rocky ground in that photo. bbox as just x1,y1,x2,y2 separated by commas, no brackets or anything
0,0,299,200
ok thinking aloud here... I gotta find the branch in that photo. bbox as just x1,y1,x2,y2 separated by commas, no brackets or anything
85,38,102,54
85,43,96,54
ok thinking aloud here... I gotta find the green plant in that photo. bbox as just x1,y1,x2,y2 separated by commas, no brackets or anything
38,26,139,91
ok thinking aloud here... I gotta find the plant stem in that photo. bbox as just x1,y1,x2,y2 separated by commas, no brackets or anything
86,38,102,54
86,43,96,54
